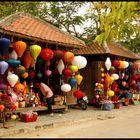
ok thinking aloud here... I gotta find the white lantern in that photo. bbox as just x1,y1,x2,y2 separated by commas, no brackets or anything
105,57,111,71
10,50,18,60
57,59,65,75
71,56,87,69
61,84,71,92
138,63,140,72
111,73,119,80
123,61,129,69
7,73,19,87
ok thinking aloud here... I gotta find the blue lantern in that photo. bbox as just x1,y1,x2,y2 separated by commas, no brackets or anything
0,38,10,55
7,59,21,68
69,77,77,88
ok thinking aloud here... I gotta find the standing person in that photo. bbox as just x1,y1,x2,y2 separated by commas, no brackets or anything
38,82,54,116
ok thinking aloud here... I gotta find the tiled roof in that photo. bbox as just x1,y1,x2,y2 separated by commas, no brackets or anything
0,12,86,48
75,41,139,59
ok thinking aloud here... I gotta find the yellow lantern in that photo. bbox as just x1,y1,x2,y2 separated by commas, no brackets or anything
75,74,83,85
69,65,78,73
11,115,17,120
101,73,105,77
107,90,115,97
110,76,114,84
100,84,104,88
22,72,28,79
100,68,104,72
119,61,125,69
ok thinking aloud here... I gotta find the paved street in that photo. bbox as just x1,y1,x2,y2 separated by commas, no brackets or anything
1,104,140,138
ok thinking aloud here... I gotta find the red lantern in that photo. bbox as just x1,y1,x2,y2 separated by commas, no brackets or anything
54,50,64,60
130,80,136,85
29,70,35,79
132,74,138,80
45,60,51,67
10,103,16,111
132,83,137,90
73,90,84,99
62,68,72,78
63,51,74,63
40,48,54,61
112,60,120,68
111,83,119,93
111,95,118,102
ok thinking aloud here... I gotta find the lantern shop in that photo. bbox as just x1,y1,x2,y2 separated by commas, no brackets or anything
0,12,88,121
75,41,140,110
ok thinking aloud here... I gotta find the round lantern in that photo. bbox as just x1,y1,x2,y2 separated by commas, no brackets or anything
15,65,26,76
128,62,133,69
13,41,27,58
105,57,111,71
73,90,85,99
14,83,25,94
96,95,100,99
133,62,138,70
40,48,54,61
100,68,104,72
123,61,129,69
107,90,115,97
11,115,17,121
0,38,10,55
29,70,35,79
61,84,71,92
62,68,72,78
122,81,127,87
132,74,138,80
54,50,64,60
112,60,120,68
21,72,28,79
0,105,5,112
37,71,43,79
119,61,125,69
68,65,78,73
71,56,87,69
63,51,74,63
111,73,119,80
110,76,114,84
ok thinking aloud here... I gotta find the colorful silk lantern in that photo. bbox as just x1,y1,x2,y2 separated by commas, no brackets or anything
9,50,18,60
62,68,72,78
63,51,74,63
132,62,138,70
107,90,114,97
45,70,52,77
71,56,87,69
54,50,64,60
69,77,77,88
14,83,25,94
111,83,119,93
104,74,111,89
123,61,129,69
132,74,138,80
119,61,125,69
68,65,78,73
105,57,111,71
15,65,26,75
75,74,83,85
0,38,10,55
37,71,43,79
13,41,27,58
0,61,9,75
7,59,21,68
100,68,104,72
122,81,127,87
40,48,54,61
61,84,71,92
22,51,33,69
57,59,65,75
7,73,19,87
21,72,28,79
128,62,133,69
29,45,41,61
29,70,35,79
110,76,114,84
73,90,85,99
111,73,119,80
112,60,120,68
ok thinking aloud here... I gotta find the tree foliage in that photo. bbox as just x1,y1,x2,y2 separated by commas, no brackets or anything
0,2,139,52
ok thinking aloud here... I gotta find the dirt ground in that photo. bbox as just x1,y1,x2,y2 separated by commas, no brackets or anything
3,105,140,138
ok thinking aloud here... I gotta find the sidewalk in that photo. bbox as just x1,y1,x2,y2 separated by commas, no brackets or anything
0,103,140,138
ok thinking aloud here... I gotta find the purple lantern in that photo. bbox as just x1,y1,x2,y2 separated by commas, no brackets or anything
0,61,9,74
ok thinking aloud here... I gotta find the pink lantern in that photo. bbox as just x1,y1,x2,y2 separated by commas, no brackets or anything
95,95,99,99
45,70,52,77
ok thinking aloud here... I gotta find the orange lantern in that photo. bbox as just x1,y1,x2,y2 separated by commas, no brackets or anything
14,83,25,94
133,62,138,70
13,41,27,58
63,51,74,63
22,51,33,69
104,74,111,89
